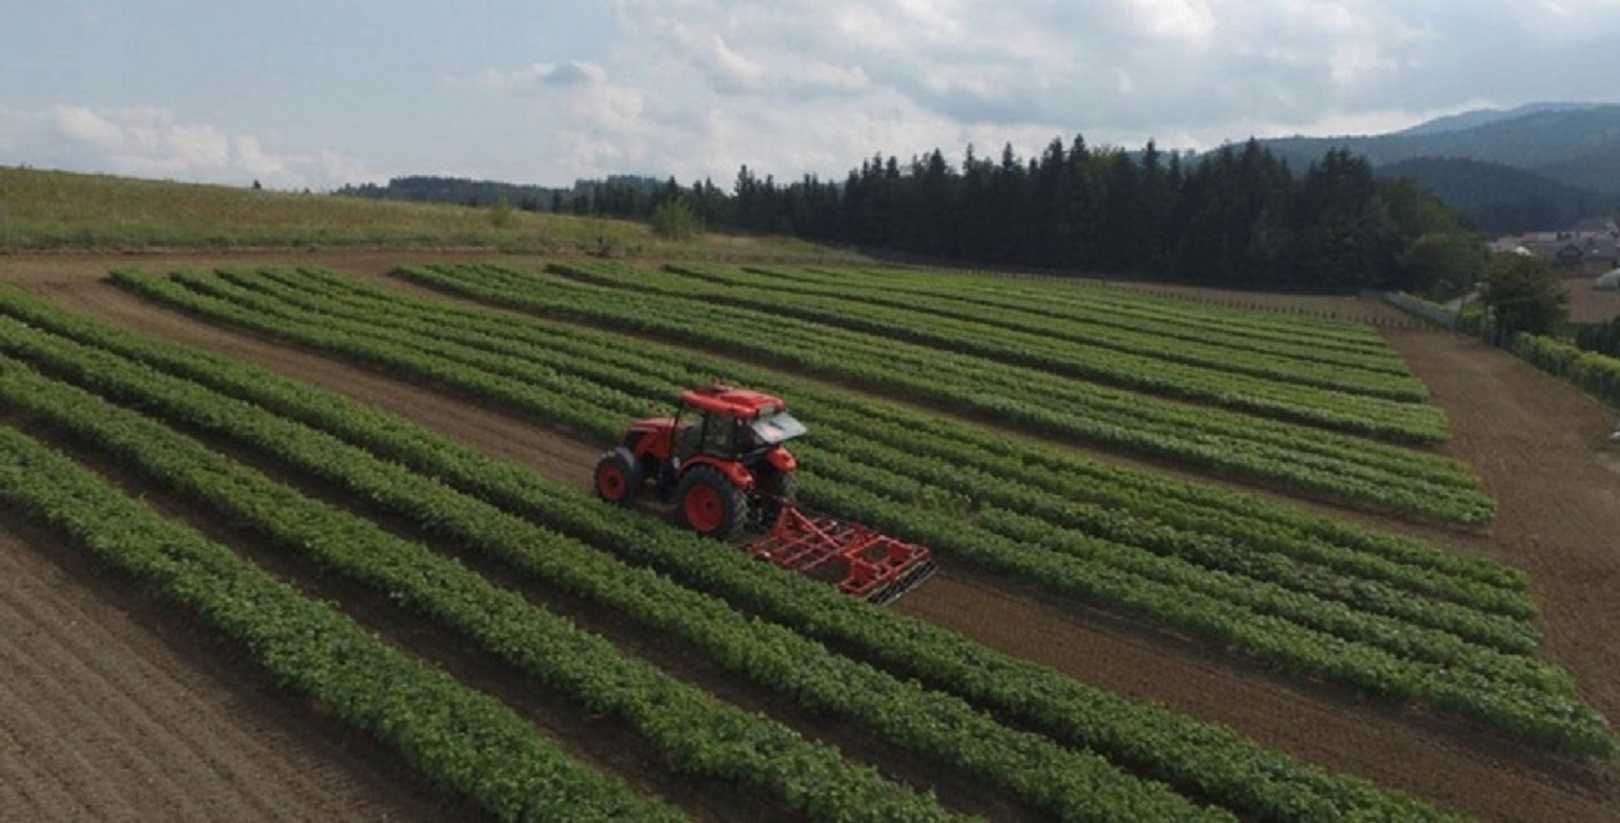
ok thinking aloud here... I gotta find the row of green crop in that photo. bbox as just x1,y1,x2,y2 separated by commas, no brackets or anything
232,263,1476,508
187,266,1524,617
0,353,972,823
0,283,1469,818
725,264,1413,374
421,265,1470,491
144,268,1536,668
210,269,1544,668
399,263,1495,525
544,260,1443,440
0,427,678,823
798,265,1391,350
208,267,1548,677
0,317,1224,822
661,262,1418,391
296,266,1525,593
1511,332,1620,409
100,270,1613,757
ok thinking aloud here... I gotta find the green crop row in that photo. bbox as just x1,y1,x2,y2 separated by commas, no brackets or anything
269,266,1525,595
0,284,1466,819
160,266,1527,622
0,317,1227,822
0,426,679,823
393,263,1494,524
541,260,1443,441
734,264,1412,372
375,264,1472,493
627,261,1424,399
0,353,970,823
130,267,1528,642
97,271,1611,757
797,265,1392,350
187,270,1549,682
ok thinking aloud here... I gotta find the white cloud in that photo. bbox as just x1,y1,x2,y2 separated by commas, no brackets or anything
0,104,380,190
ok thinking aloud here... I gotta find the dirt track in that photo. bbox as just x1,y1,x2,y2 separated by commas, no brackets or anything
1385,329,1620,730
0,521,445,822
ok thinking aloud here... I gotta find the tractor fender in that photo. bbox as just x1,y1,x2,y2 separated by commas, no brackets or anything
682,454,755,490
766,446,796,473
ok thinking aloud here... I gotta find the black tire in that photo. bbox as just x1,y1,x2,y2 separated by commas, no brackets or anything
675,465,749,539
594,447,643,505
751,469,797,530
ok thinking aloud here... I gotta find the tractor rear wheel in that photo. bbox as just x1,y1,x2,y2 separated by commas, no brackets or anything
675,465,749,538
594,447,643,505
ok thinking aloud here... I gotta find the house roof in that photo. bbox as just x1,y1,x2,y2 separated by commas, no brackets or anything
1571,216,1619,234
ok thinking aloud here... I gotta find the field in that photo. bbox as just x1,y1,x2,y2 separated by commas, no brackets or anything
0,166,851,262
2,247,1619,821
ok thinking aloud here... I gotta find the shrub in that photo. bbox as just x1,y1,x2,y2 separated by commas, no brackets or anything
650,197,703,240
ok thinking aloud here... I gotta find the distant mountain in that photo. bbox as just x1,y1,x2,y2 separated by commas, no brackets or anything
1374,157,1619,236
1395,102,1601,137
1257,103,1620,195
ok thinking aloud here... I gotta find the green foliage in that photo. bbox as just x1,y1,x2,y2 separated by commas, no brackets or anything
1400,232,1488,300
1575,316,1620,357
0,282,1477,817
1512,333,1620,408
1482,254,1569,338
0,337,963,823
96,267,1620,759
650,197,704,240
488,195,514,228
407,261,1491,523
0,426,676,823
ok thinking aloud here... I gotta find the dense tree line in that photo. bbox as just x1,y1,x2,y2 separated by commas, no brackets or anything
686,139,1479,292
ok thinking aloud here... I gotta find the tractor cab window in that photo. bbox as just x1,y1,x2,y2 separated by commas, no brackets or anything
699,413,738,456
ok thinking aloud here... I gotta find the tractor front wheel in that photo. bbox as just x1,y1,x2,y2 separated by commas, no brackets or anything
676,466,749,538
594,447,643,505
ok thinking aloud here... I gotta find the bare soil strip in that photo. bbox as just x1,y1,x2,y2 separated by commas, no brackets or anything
1383,329,1620,729
0,519,448,823
38,274,1620,820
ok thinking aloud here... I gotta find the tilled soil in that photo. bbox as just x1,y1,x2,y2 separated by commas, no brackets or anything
1384,329,1620,732
8,261,1620,820
0,521,448,823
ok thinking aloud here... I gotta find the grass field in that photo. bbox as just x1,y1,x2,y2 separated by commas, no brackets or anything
0,166,854,262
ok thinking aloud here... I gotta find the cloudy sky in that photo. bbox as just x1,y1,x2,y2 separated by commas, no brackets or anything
3,0,1618,190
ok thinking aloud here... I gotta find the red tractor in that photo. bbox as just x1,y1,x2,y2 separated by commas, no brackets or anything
595,384,934,604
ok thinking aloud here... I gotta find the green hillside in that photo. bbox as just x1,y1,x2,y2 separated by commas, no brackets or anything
0,166,855,261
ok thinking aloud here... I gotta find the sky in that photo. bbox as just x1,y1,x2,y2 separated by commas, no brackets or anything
3,0,1619,191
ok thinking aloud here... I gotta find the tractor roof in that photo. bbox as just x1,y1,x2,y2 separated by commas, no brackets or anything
680,385,785,419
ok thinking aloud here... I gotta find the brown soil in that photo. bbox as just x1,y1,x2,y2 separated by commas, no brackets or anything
0,519,451,823
11,261,1620,820
1383,329,1620,731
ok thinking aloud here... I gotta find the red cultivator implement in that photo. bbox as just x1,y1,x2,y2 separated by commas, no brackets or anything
595,383,935,605
747,507,935,605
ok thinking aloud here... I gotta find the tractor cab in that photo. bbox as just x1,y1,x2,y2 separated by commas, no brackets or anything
598,385,803,537
595,384,935,605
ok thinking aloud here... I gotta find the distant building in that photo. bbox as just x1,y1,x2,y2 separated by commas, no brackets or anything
1494,216,1620,267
